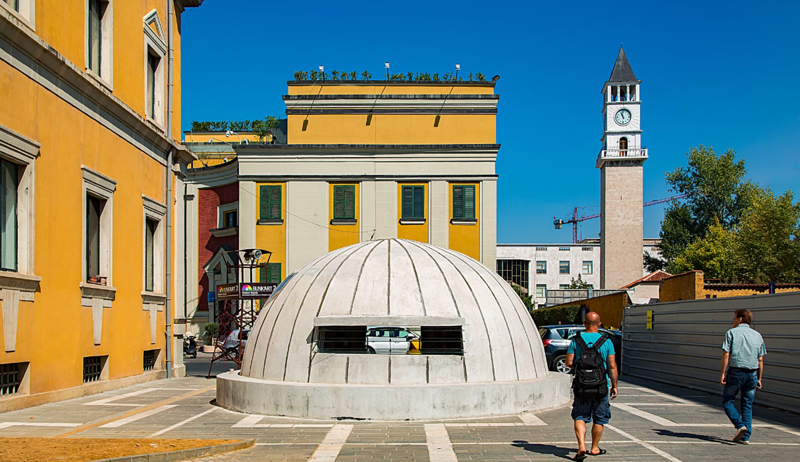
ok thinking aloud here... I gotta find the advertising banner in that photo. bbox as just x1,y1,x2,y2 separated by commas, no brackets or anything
216,283,240,300
239,282,279,298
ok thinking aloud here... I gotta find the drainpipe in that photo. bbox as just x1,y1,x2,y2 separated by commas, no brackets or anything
183,182,188,321
165,148,173,379
166,0,175,379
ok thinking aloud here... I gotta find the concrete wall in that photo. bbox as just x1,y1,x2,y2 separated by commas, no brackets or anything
622,293,800,413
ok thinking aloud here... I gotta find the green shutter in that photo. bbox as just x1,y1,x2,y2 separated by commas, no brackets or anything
344,185,355,219
259,266,267,283
453,186,464,219
464,185,475,219
333,185,345,219
413,186,424,219
333,185,356,220
402,186,413,219
268,263,282,283
270,186,281,219
260,186,281,220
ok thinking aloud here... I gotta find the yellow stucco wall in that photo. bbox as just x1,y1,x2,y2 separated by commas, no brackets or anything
397,183,428,243
288,114,495,145
546,292,629,330
33,1,178,137
0,61,167,394
328,183,360,251
255,183,286,282
448,183,480,261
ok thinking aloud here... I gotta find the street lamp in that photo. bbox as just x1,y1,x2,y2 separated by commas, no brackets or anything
385,62,390,80
225,130,241,144
455,63,460,80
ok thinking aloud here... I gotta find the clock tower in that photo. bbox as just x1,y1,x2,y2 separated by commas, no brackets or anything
598,47,647,289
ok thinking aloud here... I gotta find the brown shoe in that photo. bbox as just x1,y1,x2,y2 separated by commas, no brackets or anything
733,426,748,443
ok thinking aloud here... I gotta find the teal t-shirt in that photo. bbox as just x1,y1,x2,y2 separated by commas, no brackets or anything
567,332,615,385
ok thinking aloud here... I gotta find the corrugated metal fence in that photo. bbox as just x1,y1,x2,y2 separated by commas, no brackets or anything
622,292,800,413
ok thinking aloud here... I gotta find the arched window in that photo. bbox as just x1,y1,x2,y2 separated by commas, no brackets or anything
619,137,628,156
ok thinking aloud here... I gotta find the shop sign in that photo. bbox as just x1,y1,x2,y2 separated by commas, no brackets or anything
240,283,279,298
217,283,240,300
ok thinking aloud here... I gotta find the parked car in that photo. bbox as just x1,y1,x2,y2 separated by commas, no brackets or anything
539,325,622,374
366,326,419,354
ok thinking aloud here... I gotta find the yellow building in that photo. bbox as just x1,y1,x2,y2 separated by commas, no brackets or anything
0,0,203,410
183,77,499,331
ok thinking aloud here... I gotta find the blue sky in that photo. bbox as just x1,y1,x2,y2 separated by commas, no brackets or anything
181,0,800,244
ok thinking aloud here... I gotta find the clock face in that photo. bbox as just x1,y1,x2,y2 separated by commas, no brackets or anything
615,109,632,126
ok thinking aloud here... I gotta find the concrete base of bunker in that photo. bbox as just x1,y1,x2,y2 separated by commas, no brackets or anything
216,371,571,420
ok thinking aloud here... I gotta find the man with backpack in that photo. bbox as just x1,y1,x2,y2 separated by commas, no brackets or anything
565,312,618,461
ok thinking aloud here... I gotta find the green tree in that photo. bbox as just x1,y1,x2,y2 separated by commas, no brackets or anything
669,218,734,278
569,274,591,289
734,190,800,283
512,284,534,311
252,116,280,142
660,146,762,263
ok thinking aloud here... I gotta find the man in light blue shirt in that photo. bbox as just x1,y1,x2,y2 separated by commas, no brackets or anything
720,309,766,444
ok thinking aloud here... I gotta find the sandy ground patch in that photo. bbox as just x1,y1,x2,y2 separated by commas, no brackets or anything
0,437,241,462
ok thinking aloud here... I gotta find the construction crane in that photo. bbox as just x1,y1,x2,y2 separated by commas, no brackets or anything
553,194,689,243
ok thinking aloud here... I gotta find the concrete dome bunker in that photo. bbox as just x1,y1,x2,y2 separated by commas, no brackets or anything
217,239,570,420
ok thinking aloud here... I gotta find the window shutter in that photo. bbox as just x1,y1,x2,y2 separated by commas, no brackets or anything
259,186,269,219
344,186,355,219
413,186,424,219
402,187,413,219
259,266,267,283
333,186,344,219
464,186,475,219
268,263,282,283
453,186,464,219
270,186,281,219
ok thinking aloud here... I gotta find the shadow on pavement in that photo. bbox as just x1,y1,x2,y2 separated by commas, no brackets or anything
655,429,733,444
512,440,574,460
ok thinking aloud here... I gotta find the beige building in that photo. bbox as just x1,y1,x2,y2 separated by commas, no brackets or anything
598,47,647,289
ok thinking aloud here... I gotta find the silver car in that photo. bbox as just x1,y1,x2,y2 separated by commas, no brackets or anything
366,326,418,354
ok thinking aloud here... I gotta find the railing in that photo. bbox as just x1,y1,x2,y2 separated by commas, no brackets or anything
596,147,648,167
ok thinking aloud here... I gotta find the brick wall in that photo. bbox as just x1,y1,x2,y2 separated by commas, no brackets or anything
197,183,239,312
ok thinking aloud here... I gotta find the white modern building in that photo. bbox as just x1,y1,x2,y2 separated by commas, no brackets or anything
496,239,662,306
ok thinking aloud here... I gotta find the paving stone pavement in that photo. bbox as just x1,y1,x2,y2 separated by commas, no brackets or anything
1,369,799,461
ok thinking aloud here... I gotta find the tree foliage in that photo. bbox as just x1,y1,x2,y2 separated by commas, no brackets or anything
512,284,534,311
734,190,800,283
660,146,761,263
669,218,734,278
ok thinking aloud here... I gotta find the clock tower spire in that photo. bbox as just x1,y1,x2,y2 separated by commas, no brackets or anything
598,46,647,289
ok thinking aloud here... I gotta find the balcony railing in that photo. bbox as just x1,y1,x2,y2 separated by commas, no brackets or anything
596,147,648,167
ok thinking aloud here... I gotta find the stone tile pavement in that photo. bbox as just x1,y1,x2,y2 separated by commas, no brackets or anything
0,371,799,461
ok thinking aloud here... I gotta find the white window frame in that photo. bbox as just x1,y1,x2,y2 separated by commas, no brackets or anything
217,201,239,228
142,195,166,294
0,0,35,30
81,166,115,288
0,124,37,278
582,261,593,275
84,0,114,89
535,284,547,298
143,9,166,125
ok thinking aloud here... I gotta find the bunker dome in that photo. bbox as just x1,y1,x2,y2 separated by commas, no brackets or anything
217,239,570,419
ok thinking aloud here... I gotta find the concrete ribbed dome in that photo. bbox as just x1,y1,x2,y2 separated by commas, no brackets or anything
240,239,549,384
219,239,569,420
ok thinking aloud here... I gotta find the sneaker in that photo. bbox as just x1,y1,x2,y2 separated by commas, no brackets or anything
737,440,750,445
733,427,748,443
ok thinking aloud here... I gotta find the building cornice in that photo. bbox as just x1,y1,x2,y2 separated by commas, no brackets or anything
235,143,500,153
288,80,496,87
0,9,185,166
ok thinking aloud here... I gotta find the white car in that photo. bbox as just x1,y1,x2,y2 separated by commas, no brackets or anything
366,326,418,354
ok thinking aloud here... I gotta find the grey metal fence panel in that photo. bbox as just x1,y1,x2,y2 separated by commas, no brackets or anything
546,289,623,307
622,292,800,413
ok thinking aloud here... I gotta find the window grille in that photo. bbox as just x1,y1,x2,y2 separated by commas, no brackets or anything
558,247,570,251
496,259,529,290
83,356,103,383
420,327,463,355
0,363,21,396
143,350,158,371
317,326,367,353
582,247,593,251
535,246,547,251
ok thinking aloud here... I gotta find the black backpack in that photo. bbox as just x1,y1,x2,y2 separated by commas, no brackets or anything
572,333,609,403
